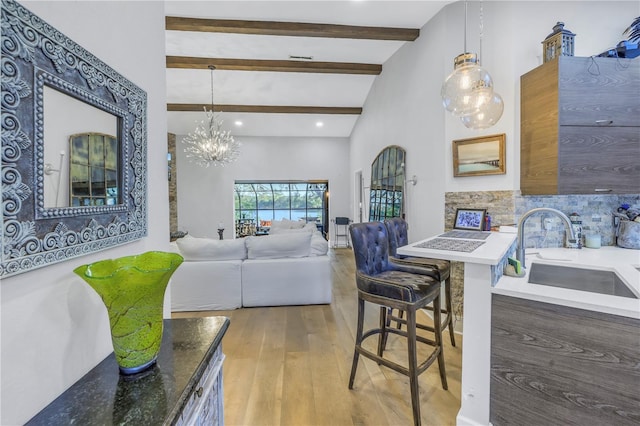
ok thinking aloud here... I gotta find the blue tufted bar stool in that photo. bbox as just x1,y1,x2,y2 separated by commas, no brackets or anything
348,222,448,426
385,218,456,347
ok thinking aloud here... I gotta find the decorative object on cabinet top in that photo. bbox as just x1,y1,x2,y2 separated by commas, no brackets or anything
542,21,575,63
73,251,184,375
0,0,148,277
598,16,640,59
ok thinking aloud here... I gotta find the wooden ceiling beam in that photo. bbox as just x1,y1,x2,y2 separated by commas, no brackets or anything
166,56,381,75
167,104,362,115
166,17,419,41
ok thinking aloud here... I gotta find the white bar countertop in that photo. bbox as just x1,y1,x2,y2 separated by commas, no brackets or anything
400,231,639,426
397,231,517,265
494,246,640,319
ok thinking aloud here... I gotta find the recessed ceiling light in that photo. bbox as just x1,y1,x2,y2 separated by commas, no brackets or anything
316,121,324,127
234,120,243,126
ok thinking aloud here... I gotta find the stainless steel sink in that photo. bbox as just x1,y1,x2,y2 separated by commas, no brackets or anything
528,263,638,299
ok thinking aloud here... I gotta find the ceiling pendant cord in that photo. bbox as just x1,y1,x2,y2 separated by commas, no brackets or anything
460,0,504,129
464,0,468,53
479,0,483,65
441,0,503,129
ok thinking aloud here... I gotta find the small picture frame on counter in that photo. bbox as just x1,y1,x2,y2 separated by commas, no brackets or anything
453,208,487,231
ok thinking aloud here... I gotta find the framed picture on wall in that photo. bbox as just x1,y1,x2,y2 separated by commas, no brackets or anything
452,133,506,177
453,208,486,231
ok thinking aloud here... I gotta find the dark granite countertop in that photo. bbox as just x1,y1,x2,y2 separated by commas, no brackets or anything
26,317,230,425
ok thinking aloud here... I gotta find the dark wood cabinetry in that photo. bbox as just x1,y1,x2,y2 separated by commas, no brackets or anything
490,295,640,426
521,56,640,195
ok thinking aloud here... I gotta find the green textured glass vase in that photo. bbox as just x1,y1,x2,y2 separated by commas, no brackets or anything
74,251,184,375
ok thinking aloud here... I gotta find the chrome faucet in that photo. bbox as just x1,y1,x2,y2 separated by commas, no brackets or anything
516,207,577,269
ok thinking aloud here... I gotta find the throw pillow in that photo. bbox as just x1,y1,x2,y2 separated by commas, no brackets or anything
175,235,247,261
269,222,318,235
310,233,329,256
245,233,312,259
302,222,319,233
289,219,306,229
270,219,306,231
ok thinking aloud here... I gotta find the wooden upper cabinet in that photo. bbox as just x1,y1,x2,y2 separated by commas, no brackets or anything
520,56,640,195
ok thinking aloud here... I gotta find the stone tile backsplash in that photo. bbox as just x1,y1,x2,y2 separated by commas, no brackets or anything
444,190,640,320
516,193,640,247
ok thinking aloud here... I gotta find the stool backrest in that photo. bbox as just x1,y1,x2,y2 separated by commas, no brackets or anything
384,217,409,257
335,217,350,225
349,222,393,275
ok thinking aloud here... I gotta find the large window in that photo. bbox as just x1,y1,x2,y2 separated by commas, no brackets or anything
234,181,328,236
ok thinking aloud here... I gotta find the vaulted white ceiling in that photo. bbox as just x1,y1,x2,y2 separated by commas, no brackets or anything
165,1,452,138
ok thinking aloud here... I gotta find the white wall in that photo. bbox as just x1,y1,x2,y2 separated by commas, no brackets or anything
350,0,449,238
350,1,638,241
0,1,169,424
176,135,351,240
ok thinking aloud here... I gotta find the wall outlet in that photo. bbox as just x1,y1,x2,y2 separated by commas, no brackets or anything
542,217,553,230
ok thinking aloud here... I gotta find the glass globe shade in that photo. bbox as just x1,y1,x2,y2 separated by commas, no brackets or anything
441,56,493,117
460,92,504,129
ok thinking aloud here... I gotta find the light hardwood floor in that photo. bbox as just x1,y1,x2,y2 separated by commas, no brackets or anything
173,248,462,425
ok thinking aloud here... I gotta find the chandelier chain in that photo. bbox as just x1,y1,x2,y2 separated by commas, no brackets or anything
209,65,215,112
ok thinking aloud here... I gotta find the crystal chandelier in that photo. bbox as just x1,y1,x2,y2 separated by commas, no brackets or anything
183,66,240,167
441,1,503,129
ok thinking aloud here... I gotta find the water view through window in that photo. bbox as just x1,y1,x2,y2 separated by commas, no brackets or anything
234,181,329,236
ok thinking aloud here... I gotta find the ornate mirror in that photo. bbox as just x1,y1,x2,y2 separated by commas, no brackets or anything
1,0,148,277
369,146,406,222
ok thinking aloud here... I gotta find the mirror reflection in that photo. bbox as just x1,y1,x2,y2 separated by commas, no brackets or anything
43,86,119,208
369,146,406,221
70,133,119,207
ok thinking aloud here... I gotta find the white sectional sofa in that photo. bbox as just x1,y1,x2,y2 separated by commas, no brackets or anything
170,220,331,311
242,256,330,307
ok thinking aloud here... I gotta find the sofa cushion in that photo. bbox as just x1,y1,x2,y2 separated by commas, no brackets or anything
269,219,306,232
175,235,247,261
245,233,312,259
269,222,319,235
310,233,329,256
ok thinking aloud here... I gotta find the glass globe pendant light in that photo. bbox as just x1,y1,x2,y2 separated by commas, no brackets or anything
441,52,493,117
441,0,503,129
460,92,504,129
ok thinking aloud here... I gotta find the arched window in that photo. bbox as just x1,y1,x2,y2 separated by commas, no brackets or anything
369,146,406,222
